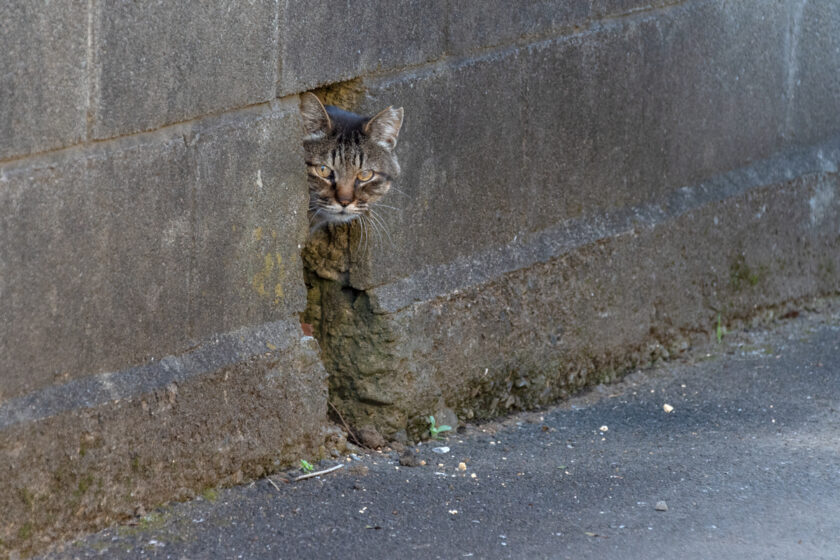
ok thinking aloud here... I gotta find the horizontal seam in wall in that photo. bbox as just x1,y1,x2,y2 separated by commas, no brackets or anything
0,97,300,176
0,97,302,173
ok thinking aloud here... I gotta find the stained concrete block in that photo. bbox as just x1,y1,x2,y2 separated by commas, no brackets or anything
0,1,87,160
0,319,328,557
0,102,307,402
278,0,447,95
190,100,308,337
91,0,277,138
347,0,792,291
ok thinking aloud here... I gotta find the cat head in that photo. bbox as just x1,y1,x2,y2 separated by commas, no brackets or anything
300,92,403,229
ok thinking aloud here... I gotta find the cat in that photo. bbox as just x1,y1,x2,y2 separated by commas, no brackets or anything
299,92,403,232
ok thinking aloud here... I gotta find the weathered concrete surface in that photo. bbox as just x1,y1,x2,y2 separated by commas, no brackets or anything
350,0,816,290
0,319,329,559
0,1,87,160
39,304,840,560
91,0,278,138
786,1,840,146
445,0,674,55
0,100,306,401
278,0,447,96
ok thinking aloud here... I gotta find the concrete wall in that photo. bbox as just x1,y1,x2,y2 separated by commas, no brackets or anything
2,0,839,555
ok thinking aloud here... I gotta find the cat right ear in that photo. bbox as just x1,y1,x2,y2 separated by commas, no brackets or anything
300,93,331,141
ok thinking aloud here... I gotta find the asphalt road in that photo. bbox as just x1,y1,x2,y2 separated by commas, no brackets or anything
42,303,840,559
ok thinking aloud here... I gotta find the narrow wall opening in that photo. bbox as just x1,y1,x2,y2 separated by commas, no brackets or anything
298,81,441,445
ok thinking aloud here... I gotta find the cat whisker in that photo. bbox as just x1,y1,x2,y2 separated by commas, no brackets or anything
308,208,322,224
368,208,394,249
366,213,384,248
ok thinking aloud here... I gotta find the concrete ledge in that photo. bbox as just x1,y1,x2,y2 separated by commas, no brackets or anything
0,318,328,557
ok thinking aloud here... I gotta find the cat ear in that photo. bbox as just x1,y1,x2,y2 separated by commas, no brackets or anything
300,92,331,141
364,106,404,150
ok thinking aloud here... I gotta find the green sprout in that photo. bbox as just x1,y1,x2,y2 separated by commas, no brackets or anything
716,313,726,343
300,459,315,473
428,415,452,439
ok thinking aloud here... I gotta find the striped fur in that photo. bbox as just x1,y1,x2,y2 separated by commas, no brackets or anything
300,93,403,232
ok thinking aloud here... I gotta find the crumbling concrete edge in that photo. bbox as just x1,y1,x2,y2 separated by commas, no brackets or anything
0,319,303,429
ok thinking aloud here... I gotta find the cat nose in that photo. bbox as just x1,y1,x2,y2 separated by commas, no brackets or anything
337,197,352,207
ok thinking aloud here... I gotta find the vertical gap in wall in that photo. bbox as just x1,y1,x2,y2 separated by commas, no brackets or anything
298,79,413,444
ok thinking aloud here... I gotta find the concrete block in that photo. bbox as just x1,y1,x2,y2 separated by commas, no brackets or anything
0,102,307,401
278,0,447,95
91,0,277,138
343,0,790,291
0,1,87,160
190,100,309,337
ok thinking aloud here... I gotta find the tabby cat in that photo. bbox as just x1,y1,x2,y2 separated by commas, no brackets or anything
300,92,403,231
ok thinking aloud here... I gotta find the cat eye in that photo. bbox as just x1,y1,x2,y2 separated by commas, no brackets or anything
356,169,374,181
315,164,331,178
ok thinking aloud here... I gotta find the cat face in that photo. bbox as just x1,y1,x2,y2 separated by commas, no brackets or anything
300,92,403,229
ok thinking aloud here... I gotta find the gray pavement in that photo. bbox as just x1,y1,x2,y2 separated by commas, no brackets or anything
42,303,840,559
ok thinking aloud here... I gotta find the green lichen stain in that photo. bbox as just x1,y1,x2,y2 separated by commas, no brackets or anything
18,522,33,540
730,255,766,291
251,250,287,305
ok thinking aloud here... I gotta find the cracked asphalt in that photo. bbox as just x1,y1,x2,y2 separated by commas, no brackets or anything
41,302,840,559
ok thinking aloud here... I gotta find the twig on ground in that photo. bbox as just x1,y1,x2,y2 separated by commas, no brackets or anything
267,478,282,492
293,463,344,482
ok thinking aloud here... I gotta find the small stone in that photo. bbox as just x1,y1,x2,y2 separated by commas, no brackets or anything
458,462,467,471
357,426,386,449
663,404,674,413
432,446,450,454
399,449,423,467
599,425,609,432
655,501,668,512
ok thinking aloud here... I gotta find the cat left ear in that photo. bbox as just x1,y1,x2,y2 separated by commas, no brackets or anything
300,92,331,141
364,106,404,150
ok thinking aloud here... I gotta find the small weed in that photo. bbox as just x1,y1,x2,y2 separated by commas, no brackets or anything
716,314,726,343
428,415,452,440
201,488,218,502
299,459,315,473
